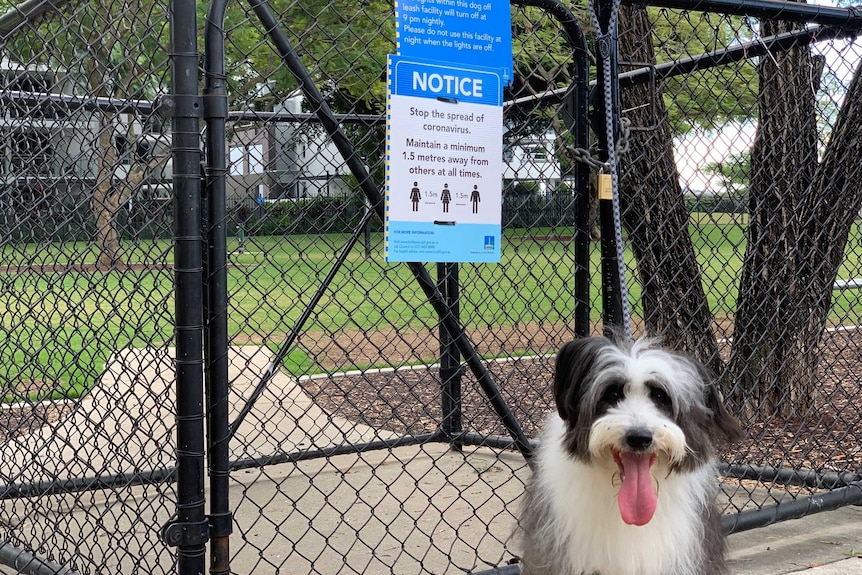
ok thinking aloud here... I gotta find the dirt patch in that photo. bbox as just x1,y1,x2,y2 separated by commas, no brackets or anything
0,402,75,443
297,321,590,371
4,323,860,484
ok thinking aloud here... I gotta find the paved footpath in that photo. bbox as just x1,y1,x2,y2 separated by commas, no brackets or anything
727,504,862,575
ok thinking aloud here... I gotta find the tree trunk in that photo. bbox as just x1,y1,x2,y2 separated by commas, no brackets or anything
93,119,123,269
597,4,862,426
803,65,862,327
85,38,159,270
616,5,720,371
91,115,162,269
726,16,821,421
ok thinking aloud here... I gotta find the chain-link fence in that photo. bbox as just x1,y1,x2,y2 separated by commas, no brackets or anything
1,0,861,572
0,0,177,572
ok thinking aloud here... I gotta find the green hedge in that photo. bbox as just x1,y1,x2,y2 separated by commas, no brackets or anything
237,195,381,236
685,193,748,214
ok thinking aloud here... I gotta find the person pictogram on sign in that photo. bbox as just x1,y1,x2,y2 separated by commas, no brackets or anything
470,184,480,214
410,181,421,212
441,183,451,213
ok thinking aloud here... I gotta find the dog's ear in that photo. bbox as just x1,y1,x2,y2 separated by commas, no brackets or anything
704,382,744,445
554,336,609,423
683,357,744,445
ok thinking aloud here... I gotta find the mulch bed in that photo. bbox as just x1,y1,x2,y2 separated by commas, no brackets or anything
298,327,862,477
0,402,74,443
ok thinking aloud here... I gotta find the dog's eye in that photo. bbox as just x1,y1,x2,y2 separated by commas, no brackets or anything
648,385,672,410
600,383,624,406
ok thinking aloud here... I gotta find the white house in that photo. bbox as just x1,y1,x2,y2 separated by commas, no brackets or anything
226,91,353,203
502,131,562,196
0,58,171,216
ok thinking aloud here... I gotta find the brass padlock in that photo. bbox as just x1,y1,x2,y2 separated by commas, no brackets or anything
598,173,613,201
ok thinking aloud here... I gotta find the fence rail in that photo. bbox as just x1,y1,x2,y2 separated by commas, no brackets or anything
0,0,860,573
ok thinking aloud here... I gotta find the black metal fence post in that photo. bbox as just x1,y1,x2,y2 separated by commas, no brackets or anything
437,262,463,450
162,0,208,571
512,0,595,340
203,0,233,571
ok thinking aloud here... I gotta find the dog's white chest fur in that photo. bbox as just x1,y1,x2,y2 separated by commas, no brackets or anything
528,415,713,575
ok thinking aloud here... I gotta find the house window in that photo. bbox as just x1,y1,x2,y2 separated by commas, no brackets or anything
228,144,264,175
136,140,152,163
229,147,244,175
247,144,264,174
10,130,52,175
527,146,547,161
115,135,131,165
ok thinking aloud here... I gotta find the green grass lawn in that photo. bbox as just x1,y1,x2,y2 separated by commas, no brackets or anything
2,215,861,401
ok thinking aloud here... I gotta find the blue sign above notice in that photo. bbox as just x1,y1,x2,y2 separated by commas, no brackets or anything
395,0,514,84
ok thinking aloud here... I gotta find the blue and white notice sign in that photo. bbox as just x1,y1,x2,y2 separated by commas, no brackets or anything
385,56,503,262
395,0,513,84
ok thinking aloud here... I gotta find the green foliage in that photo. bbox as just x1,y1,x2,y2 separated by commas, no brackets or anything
650,8,758,134
3,0,171,99
250,194,376,236
512,180,542,196
217,0,395,189
4,325,106,402
220,0,394,113
510,6,575,96
9,221,862,396
0,269,174,401
4,220,862,399
704,149,752,192
265,343,315,377
507,5,588,139
685,192,748,214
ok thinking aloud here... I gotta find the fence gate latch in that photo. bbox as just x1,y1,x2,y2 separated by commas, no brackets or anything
153,94,204,120
160,517,210,548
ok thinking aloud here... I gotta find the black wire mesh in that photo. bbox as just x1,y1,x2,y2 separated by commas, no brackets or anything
0,0,861,573
0,0,177,572
616,1,862,526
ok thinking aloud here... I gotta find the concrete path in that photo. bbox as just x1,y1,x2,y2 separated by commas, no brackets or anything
783,559,862,575
727,505,862,575
0,345,391,487
0,345,393,574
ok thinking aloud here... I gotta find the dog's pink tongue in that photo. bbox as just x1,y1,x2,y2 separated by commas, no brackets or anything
618,452,657,526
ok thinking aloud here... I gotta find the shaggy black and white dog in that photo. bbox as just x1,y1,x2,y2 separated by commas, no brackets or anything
518,336,742,575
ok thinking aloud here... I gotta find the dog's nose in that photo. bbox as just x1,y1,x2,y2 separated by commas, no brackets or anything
625,428,653,451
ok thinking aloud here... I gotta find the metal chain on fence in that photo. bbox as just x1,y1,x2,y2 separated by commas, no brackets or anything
565,116,632,172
